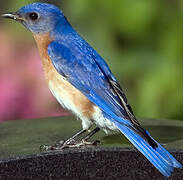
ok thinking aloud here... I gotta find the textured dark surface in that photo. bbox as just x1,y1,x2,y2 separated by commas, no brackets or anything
0,148,182,180
0,117,183,179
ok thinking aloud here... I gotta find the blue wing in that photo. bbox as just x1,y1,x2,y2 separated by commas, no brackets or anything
48,41,135,125
48,40,182,176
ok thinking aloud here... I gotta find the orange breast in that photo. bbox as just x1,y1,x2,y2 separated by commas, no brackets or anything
33,33,94,118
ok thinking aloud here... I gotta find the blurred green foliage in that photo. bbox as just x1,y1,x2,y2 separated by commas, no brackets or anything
1,0,183,120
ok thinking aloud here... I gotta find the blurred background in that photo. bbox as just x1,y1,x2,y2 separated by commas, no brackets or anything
0,0,183,122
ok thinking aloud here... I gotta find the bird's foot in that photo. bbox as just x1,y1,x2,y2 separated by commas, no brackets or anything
62,139,100,149
40,139,100,152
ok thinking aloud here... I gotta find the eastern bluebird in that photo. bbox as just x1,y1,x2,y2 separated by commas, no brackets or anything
2,3,182,177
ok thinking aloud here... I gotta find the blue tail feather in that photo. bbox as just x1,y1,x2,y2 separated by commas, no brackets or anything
114,121,182,177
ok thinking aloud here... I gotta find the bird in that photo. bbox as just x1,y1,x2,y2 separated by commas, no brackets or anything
2,2,182,177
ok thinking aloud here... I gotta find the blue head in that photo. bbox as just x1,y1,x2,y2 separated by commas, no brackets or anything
2,3,66,34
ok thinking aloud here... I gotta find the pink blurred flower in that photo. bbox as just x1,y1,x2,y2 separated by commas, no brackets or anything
0,29,70,122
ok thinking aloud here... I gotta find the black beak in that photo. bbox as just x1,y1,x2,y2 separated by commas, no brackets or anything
1,12,24,22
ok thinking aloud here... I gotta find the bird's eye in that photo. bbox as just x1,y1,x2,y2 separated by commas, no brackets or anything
29,12,39,21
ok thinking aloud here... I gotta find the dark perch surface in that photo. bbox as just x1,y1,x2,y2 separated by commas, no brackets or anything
0,117,183,179
0,148,182,180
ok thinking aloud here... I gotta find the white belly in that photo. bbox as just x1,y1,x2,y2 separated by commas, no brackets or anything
49,80,117,133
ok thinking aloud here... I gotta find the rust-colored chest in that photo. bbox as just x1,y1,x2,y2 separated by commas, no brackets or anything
33,33,94,118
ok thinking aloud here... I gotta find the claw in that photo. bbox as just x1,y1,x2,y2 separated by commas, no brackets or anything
40,144,52,152
40,139,100,152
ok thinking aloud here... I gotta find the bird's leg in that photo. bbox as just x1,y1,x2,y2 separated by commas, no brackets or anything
40,129,87,151
40,127,100,151
60,129,87,145
62,127,101,148
81,127,100,143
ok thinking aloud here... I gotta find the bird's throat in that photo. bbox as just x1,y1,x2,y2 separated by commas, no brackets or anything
33,33,54,81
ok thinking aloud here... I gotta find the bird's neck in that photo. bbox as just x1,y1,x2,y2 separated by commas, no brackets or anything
50,18,77,42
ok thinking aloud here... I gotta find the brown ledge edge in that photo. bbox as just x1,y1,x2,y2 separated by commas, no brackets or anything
0,147,182,180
